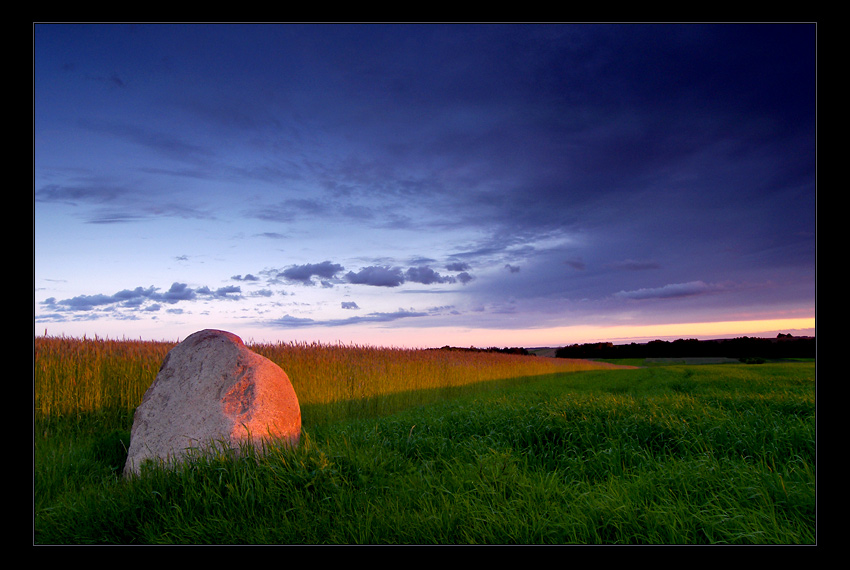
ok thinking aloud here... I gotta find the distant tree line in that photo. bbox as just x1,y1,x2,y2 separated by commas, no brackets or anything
431,346,533,356
554,334,815,360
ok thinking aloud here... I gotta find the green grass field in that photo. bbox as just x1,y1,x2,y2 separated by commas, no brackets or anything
33,336,815,544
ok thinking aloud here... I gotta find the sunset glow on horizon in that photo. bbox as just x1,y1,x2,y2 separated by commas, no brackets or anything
37,317,816,351
34,24,816,350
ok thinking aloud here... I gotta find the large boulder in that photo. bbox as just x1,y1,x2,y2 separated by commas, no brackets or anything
123,329,300,476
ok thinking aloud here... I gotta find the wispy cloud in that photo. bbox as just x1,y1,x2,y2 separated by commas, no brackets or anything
79,119,216,165
35,181,215,224
564,259,585,271
245,199,330,223
614,281,727,301
267,309,428,329
35,183,127,205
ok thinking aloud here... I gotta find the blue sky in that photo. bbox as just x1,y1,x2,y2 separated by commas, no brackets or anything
34,23,816,348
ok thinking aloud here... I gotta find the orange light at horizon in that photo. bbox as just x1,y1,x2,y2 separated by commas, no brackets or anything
569,317,816,344
356,317,817,349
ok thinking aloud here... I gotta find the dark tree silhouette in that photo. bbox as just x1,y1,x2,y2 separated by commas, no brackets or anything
554,334,814,360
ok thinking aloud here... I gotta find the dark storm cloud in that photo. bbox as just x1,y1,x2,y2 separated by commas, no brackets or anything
43,24,815,250
356,24,817,259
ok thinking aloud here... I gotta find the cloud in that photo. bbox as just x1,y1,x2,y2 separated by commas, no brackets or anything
446,262,470,272
456,272,474,285
248,198,330,223
404,266,455,285
346,309,429,325
35,181,215,224
35,183,125,205
504,264,521,273
43,293,122,311
271,315,316,327
343,265,472,287
42,282,243,312
279,261,344,285
614,280,724,301
41,257,473,321
79,119,215,165
345,266,405,287
158,282,198,303
268,308,428,328
196,285,242,298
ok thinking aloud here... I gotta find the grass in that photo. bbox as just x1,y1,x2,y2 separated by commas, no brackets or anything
33,336,815,544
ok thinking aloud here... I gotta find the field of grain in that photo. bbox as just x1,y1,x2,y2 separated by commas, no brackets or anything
34,335,628,426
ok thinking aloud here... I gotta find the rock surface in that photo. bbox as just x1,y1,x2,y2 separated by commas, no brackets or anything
123,329,301,476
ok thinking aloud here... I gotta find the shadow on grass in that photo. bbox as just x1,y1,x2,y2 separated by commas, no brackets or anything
299,372,562,427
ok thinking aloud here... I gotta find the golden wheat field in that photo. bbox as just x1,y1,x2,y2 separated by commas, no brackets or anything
34,335,625,426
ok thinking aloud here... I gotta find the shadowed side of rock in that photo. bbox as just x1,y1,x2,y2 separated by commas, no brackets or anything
123,329,300,476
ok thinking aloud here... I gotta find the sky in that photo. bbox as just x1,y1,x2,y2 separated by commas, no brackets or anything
33,23,817,349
